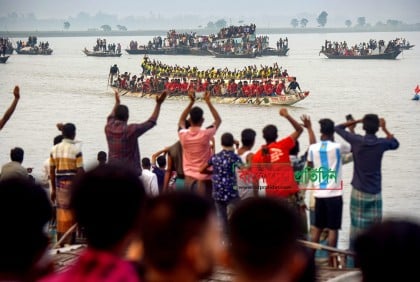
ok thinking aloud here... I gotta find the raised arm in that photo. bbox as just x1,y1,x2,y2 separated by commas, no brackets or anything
151,147,168,166
301,114,316,145
178,90,195,129
204,91,222,129
148,91,167,121
0,86,20,131
163,154,173,193
280,108,303,141
380,118,395,140
109,89,120,117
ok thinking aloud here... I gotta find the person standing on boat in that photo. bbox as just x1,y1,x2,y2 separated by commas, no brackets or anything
50,123,84,246
109,64,119,86
178,90,222,197
105,90,167,177
0,86,20,132
335,114,399,252
287,77,302,94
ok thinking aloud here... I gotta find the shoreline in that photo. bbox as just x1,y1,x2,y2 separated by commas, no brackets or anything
1,26,420,38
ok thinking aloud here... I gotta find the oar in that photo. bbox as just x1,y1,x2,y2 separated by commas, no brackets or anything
53,223,78,249
298,239,355,257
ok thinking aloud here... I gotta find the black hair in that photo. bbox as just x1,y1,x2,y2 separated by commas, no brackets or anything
362,114,379,134
221,132,234,147
354,219,420,282
228,197,301,279
115,105,129,122
157,156,166,168
142,192,215,271
142,157,151,168
62,123,76,139
70,164,145,250
241,128,256,147
189,106,203,125
262,124,278,144
0,178,52,276
53,134,63,145
319,118,335,136
10,147,24,163
97,151,107,163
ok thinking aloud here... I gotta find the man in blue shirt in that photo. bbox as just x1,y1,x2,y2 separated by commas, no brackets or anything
335,114,399,250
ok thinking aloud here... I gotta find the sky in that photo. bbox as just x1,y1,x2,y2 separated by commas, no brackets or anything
0,0,419,27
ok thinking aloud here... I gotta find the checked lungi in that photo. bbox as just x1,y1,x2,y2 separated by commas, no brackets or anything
349,187,382,250
55,175,76,245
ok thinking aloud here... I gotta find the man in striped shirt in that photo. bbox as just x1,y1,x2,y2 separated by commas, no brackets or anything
50,123,84,245
307,119,350,260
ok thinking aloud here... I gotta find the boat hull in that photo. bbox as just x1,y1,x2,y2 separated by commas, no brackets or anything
83,49,122,57
15,48,53,55
259,47,289,56
0,56,9,63
112,87,309,106
126,47,212,56
320,50,401,59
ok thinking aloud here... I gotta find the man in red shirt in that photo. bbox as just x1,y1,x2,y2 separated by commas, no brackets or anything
264,80,274,96
275,80,285,96
252,108,303,198
242,81,251,97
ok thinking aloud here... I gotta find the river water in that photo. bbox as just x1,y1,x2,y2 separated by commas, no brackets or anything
1,31,419,248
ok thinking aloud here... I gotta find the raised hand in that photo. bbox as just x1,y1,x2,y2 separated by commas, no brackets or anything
204,90,211,103
379,118,386,129
188,89,195,103
13,86,20,100
279,107,289,117
300,114,312,128
156,91,167,104
114,89,120,104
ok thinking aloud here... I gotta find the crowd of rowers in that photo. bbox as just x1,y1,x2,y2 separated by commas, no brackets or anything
141,56,287,79
321,39,401,56
93,38,121,53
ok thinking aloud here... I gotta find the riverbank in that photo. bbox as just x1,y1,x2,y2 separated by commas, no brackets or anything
1,26,420,38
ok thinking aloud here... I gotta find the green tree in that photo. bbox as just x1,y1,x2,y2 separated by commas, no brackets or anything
206,21,215,29
63,21,70,30
357,17,366,27
345,19,352,28
300,18,308,28
291,18,299,28
116,25,127,31
317,11,328,27
386,19,403,27
215,19,227,29
100,24,112,32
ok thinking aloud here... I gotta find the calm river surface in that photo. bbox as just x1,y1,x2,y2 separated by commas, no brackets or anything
1,31,419,248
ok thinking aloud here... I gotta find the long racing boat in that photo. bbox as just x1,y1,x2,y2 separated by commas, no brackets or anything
111,87,309,106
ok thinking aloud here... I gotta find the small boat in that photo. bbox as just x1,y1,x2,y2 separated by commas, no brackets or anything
83,48,122,57
208,49,257,58
259,47,289,56
320,49,401,60
0,56,9,63
111,86,309,106
15,46,53,55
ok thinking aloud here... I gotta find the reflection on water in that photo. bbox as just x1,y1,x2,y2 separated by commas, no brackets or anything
1,32,420,248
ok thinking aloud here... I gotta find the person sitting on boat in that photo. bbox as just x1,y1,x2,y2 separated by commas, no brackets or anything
227,79,238,97
275,80,285,96
242,81,251,97
287,77,302,94
264,80,274,96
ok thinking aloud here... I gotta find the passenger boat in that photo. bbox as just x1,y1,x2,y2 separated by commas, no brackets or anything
15,46,53,55
126,46,212,56
111,86,309,106
0,56,9,63
83,48,122,57
320,49,401,60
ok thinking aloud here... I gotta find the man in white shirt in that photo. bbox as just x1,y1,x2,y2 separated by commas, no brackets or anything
307,118,350,259
140,157,159,196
